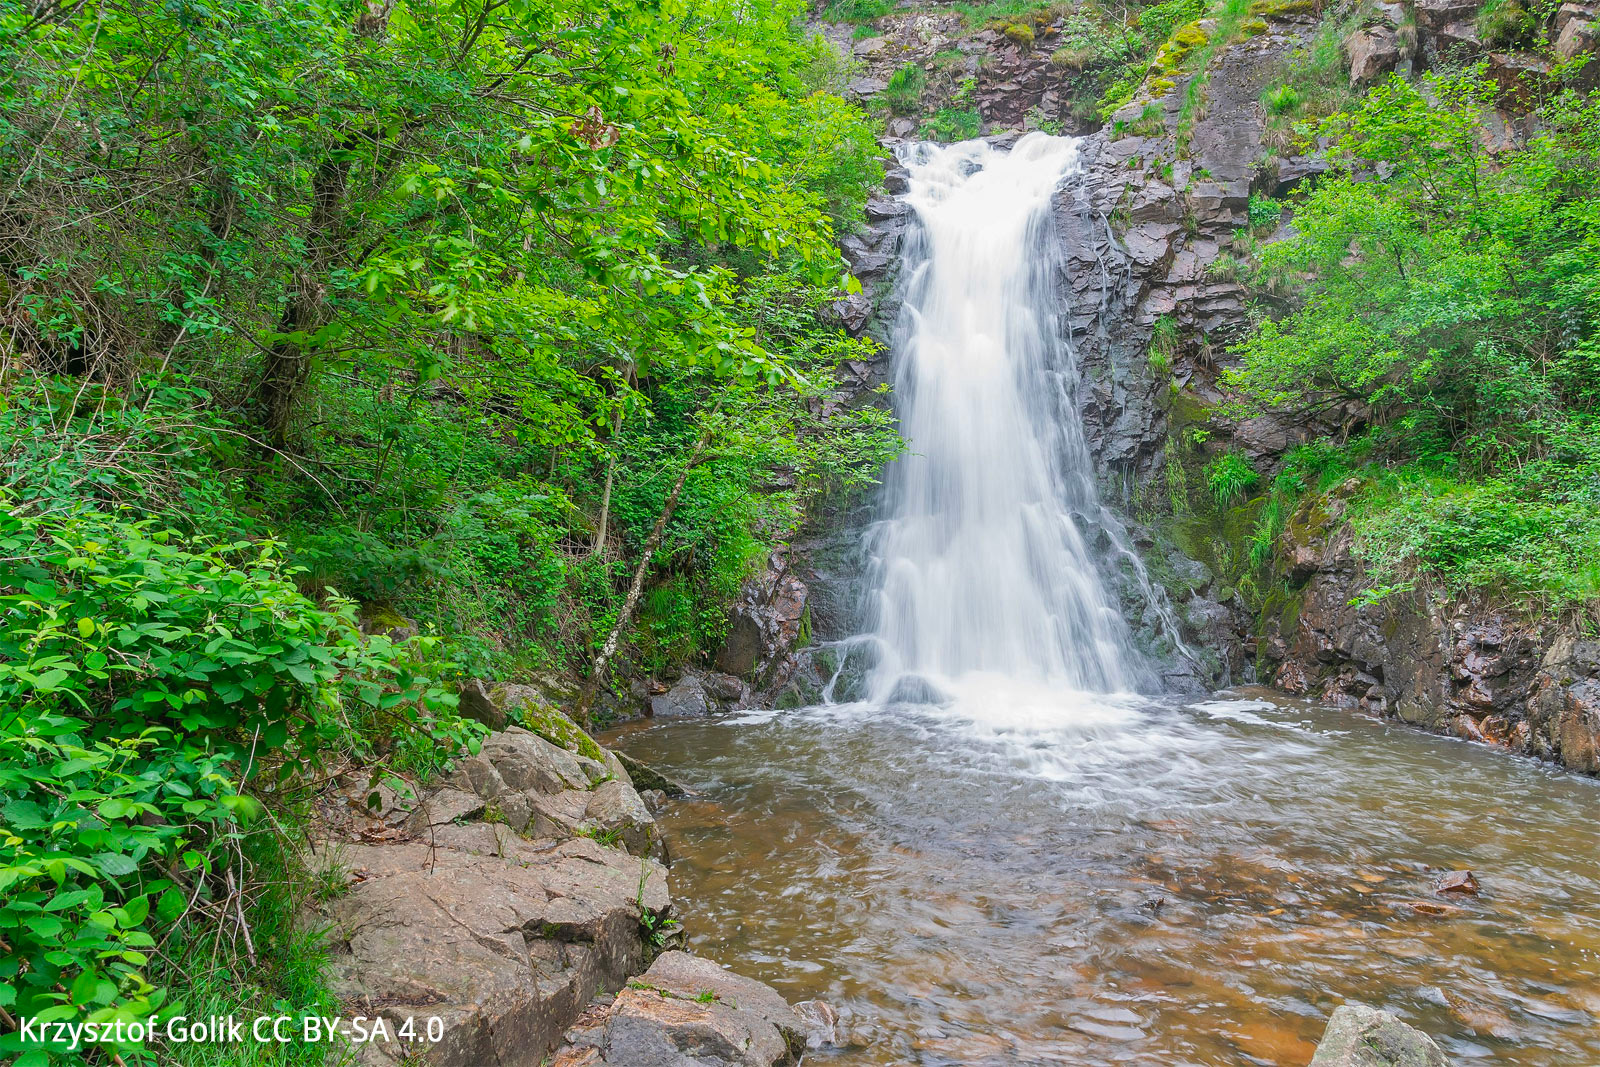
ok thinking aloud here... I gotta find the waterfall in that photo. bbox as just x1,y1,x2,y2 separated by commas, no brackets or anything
864,133,1151,704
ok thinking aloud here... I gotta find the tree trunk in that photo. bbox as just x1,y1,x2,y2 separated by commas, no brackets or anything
252,152,350,447
580,425,712,717
250,0,395,448
592,403,624,555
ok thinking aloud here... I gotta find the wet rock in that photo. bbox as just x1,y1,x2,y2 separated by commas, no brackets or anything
715,550,808,683
1309,1004,1447,1066
650,676,710,719
1527,634,1600,771
792,1000,840,1049
883,168,911,193
840,234,895,278
704,671,745,702
615,751,691,798
554,952,807,1066
885,673,951,705
1436,869,1480,895
864,196,909,221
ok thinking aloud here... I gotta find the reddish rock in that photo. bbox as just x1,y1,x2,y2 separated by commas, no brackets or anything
1436,869,1480,895
1346,25,1400,85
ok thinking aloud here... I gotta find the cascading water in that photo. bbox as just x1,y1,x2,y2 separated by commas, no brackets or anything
865,133,1151,704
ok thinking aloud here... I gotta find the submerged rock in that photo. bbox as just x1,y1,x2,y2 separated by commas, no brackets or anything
1308,1004,1447,1066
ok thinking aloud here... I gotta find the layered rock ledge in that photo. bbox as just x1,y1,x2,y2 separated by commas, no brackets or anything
306,691,811,1066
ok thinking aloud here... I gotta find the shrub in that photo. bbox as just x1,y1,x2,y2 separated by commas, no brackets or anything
1206,452,1261,506
1477,0,1533,46
1149,314,1180,374
1247,192,1283,231
1263,84,1300,114
823,0,892,21
882,64,927,115
0,499,483,1062
922,106,984,141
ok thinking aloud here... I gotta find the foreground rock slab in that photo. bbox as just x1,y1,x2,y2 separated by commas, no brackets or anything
1309,1004,1448,1067
319,832,669,1066
552,951,808,1067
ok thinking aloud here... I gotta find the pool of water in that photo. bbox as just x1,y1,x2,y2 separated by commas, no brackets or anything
607,686,1600,1065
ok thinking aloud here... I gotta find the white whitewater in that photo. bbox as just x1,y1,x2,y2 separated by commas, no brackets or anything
865,133,1148,706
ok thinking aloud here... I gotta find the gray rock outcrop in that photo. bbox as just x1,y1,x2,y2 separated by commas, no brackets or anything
1309,1004,1448,1066
310,703,806,1066
550,952,809,1066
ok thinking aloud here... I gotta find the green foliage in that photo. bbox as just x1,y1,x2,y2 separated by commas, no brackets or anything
1257,6,1363,152
1247,193,1283,232
923,106,985,141
883,64,928,115
0,490,481,1063
823,0,892,20
0,0,898,1058
1264,84,1302,114
1229,74,1600,609
1353,469,1600,607
1205,452,1261,506
1476,0,1535,47
1149,314,1180,375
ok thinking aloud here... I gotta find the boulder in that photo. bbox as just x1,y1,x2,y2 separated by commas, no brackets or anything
844,76,887,101
615,751,692,798
552,952,807,1066
320,834,670,1067
1554,4,1599,80
1347,25,1401,85
1413,0,1480,32
650,676,710,718
1308,1004,1447,1066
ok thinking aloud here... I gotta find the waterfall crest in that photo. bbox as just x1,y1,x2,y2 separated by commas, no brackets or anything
865,133,1150,702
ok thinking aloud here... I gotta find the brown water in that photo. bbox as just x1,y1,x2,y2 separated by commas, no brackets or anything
609,689,1600,1065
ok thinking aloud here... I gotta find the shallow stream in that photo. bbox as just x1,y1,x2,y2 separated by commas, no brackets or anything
609,689,1600,1065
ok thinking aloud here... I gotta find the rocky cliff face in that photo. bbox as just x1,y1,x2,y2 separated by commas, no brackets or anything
1258,486,1600,772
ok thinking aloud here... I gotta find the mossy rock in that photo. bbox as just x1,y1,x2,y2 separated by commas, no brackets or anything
1172,21,1209,48
479,682,607,763
1003,21,1036,45
520,700,607,763
1247,0,1316,16
1242,17,1268,35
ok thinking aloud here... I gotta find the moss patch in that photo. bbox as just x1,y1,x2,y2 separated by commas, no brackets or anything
500,687,607,762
